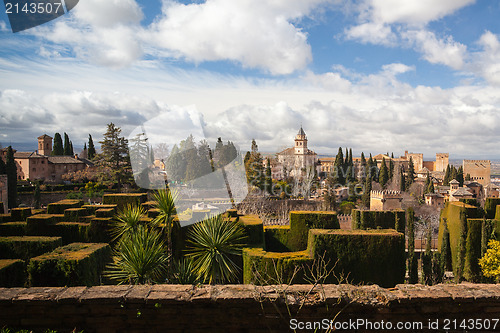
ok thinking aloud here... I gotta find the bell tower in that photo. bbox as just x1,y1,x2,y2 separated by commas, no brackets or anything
38,134,52,156
294,126,307,155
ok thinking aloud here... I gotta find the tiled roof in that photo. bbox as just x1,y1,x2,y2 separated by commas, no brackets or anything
14,152,44,159
449,179,459,184
450,187,473,197
47,156,85,164
37,134,52,140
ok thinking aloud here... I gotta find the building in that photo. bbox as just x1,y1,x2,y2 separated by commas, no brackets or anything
4,135,93,183
276,127,318,179
425,193,445,208
370,190,403,211
0,174,7,213
463,160,490,186
448,179,474,202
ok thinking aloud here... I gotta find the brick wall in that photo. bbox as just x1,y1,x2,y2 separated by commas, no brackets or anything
1,284,500,332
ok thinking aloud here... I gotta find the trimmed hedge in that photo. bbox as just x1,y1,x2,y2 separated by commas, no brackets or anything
64,208,88,222
438,202,484,275
495,205,500,221
484,198,500,219
242,248,311,284
288,211,339,251
102,193,147,210
26,214,55,236
87,218,113,243
351,209,406,233
49,222,90,244
0,222,26,236
47,199,84,214
10,207,32,221
307,229,405,288
0,259,25,287
238,215,264,248
0,236,62,260
264,226,291,252
81,204,117,215
96,208,115,218
0,214,12,223
27,242,111,287
464,219,483,282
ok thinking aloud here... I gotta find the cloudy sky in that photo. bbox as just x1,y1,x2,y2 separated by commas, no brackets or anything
1,0,500,159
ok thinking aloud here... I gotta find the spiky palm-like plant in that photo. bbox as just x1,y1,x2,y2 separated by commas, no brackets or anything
152,189,180,258
105,225,169,284
111,204,147,241
186,215,245,284
169,258,200,284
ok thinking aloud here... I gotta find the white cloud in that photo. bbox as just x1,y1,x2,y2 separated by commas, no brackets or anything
145,0,331,75
470,31,500,86
402,30,467,70
345,22,396,46
370,0,475,25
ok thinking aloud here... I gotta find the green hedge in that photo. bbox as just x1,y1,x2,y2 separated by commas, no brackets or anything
238,215,264,248
81,204,117,215
495,205,500,221
87,218,113,243
26,214,55,236
484,198,500,219
64,208,88,222
47,199,84,214
464,219,483,282
438,202,484,275
351,209,405,233
307,229,405,288
27,242,111,287
49,222,90,244
460,198,480,208
0,222,26,236
0,236,62,260
10,207,32,221
96,208,115,218
0,259,25,287
242,248,311,284
0,214,12,223
102,193,147,210
288,211,339,251
264,226,291,252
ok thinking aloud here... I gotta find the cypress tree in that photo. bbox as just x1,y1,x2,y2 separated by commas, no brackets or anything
406,157,415,189
69,141,74,156
362,176,371,208
443,165,451,185
88,135,96,160
33,182,41,209
422,227,433,285
457,166,464,186
389,158,394,180
52,133,63,156
441,219,452,272
432,252,443,284
265,158,272,194
450,166,458,183
348,148,353,166
378,158,389,187
0,156,6,175
63,133,71,156
360,152,366,181
399,166,406,192
407,208,418,283
6,146,17,208
344,147,349,166
333,147,345,185
456,209,467,282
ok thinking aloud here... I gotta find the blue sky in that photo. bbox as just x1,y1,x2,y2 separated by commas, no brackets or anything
1,0,500,159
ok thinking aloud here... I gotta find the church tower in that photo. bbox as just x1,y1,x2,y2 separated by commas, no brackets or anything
294,126,307,155
38,134,52,156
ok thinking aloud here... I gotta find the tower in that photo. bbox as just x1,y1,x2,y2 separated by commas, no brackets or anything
294,126,307,155
38,134,52,156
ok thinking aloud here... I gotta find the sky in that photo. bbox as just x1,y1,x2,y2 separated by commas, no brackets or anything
1,0,500,159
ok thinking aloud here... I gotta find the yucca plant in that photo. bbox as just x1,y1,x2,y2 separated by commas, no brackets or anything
152,189,180,259
186,215,245,284
168,257,200,284
111,204,147,241
104,225,169,284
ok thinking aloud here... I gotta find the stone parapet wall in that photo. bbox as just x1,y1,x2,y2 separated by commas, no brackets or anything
1,283,500,332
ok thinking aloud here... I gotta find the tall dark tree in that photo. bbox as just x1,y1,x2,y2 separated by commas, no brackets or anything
399,166,406,192
450,166,458,183
443,165,451,185
264,158,272,194
422,227,433,285
0,156,6,175
97,123,132,190
33,182,41,209
457,166,464,186
388,159,394,180
407,208,418,283
52,133,64,156
69,141,74,156
406,157,415,189
63,133,71,156
362,176,372,208
88,134,96,160
6,146,17,208
378,158,389,187
331,147,345,185
359,152,366,181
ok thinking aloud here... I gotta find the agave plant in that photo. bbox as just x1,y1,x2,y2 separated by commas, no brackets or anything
152,189,180,257
111,204,147,241
168,257,200,284
104,225,169,284
186,214,245,284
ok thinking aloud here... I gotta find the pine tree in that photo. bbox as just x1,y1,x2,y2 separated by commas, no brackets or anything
378,158,389,187
6,146,17,208
97,123,132,190
52,133,64,156
88,134,96,160
63,133,71,156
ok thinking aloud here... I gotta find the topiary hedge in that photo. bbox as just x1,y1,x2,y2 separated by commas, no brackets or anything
351,209,406,233
102,193,147,210
0,222,26,236
242,248,311,284
47,199,84,214
464,219,483,282
26,214,55,236
64,208,88,222
0,259,25,287
288,211,339,251
87,218,113,243
27,242,111,287
238,215,264,248
307,229,406,288
484,198,500,219
0,236,62,260
264,226,291,252
10,207,32,221
49,222,90,244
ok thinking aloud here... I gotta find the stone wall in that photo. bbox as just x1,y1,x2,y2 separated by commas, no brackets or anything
1,284,500,332
464,159,491,186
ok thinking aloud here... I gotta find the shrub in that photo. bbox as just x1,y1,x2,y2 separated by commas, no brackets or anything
352,209,405,233
0,259,25,287
479,239,500,282
0,236,62,260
